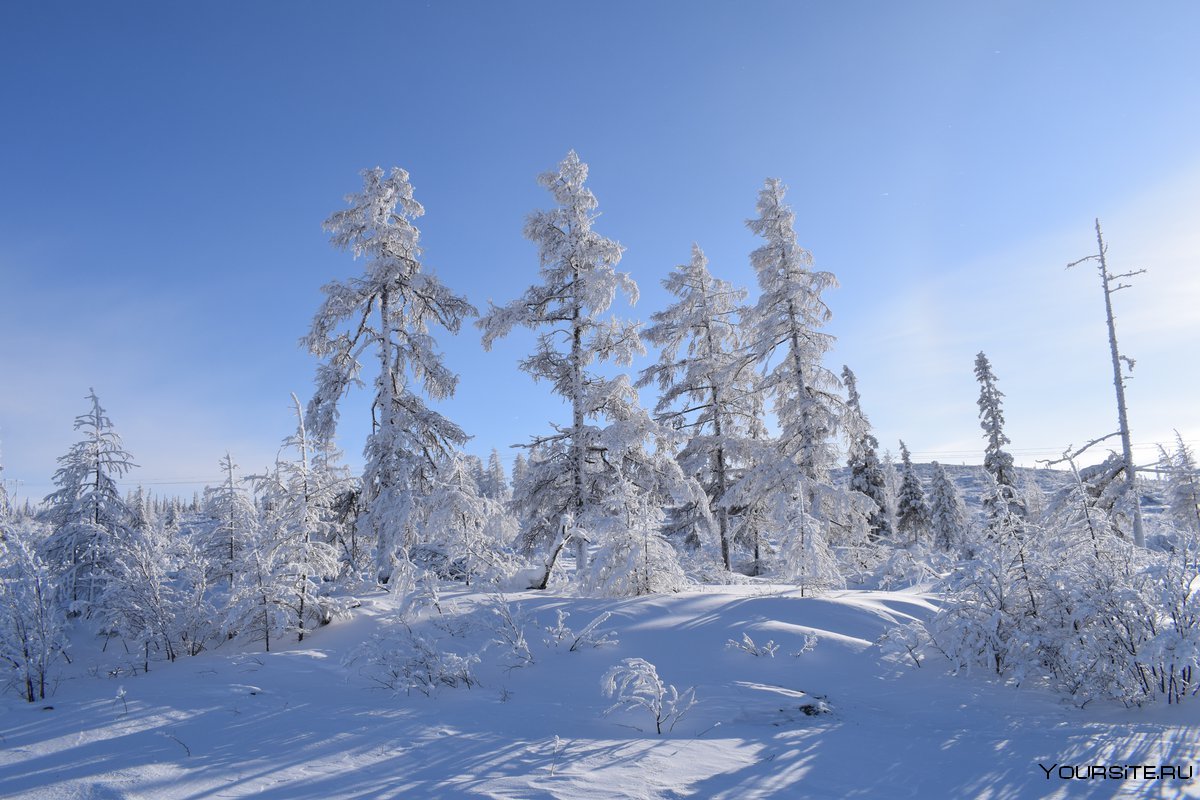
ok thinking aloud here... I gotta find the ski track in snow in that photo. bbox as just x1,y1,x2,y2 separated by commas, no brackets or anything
2,585,1198,799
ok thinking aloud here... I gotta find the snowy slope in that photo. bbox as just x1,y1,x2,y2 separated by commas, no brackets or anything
2,585,1198,799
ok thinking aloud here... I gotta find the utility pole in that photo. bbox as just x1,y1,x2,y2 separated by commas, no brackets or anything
1068,219,1145,547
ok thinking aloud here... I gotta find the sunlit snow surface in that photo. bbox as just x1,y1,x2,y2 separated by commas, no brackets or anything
2,585,1198,799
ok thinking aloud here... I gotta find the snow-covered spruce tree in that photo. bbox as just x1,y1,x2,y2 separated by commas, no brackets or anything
202,453,257,589
41,390,136,613
841,366,892,543
638,244,763,569
0,520,67,702
245,395,344,642
305,167,476,583
477,151,644,569
928,462,968,553
731,179,864,579
973,353,1025,526
895,442,930,547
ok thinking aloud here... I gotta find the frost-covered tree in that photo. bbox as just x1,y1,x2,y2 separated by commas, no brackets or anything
101,521,201,670
222,526,290,652
41,390,136,611
0,521,67,702
1154,434,1200,537
580,412,695,596
743,179,841,486
247,396,345,641
421,452,517,585
732,179,861,579
202,453,257,588
771,486,845,596
638,244,763,569
305,166,476,583
895,442,930,546
479,449,511,503
128,486,154,534
927,462,968,553
0,440,11,523
974,353,1024,523
511,453,528,492
842,366,891,542
478,151,643,568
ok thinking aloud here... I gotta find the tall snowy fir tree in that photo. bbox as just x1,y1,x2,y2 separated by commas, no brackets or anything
733,179,862,577
895,441,930,546
305,166,476,583
478,151,647,571
638,244,763,569
743,179,841,486
973,352,1024,522
841,366,891,542
41,390,136,612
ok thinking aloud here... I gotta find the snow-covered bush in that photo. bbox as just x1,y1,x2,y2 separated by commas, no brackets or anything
920,501,1200,707
877,622,928,669
542,609,619,652
727,632,778,657
874,541,949,590
601,657,696,734
485,595,534,669
356,619,480,696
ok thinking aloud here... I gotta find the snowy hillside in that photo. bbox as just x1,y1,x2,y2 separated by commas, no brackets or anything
3,585,1198,799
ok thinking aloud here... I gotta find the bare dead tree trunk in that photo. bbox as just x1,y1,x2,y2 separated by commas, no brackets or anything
1092,219,1145,547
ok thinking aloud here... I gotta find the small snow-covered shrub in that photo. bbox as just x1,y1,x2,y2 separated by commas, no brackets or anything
792,633,819,658
877,622,928,669
874,543,947,590
727,632,778,658
485,594,533,670
543,609,619,652
601,657,695,735
357,621,480,696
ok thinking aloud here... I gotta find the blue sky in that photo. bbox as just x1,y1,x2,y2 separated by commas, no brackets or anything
2,1,1198,502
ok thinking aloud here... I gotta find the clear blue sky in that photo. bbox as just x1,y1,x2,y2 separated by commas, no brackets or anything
2,1,1198,502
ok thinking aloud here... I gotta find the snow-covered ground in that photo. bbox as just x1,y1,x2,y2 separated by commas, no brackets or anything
2,585,1198,799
